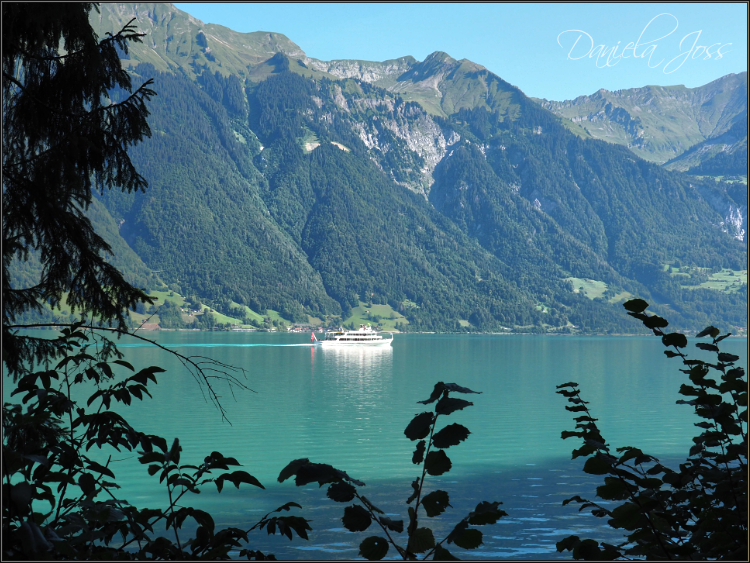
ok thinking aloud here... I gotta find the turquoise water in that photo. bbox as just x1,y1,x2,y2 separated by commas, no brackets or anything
4,332,747,559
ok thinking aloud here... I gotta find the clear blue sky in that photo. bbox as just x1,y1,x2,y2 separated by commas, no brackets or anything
173,2,747,100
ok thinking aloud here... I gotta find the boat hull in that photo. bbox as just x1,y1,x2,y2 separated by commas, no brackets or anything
318,338,392,347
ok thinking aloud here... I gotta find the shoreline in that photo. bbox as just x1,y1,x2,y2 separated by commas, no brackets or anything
138,327,747,338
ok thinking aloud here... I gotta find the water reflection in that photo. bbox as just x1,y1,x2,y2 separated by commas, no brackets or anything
317,347,394,413
319,346,393,379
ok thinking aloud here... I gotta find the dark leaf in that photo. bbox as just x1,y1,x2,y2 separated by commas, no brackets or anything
664,350,680,358
583,456,611,475
425,450,452,476
86,389,104,407
718,353,739,363
78,473,96,496
576,539,604,559
406,479,419,504
359,536,389,560
404,412,434,441
273,502,302,513
661,333,687,348
10,482,32,512
696,326,720,338
468,501,507,525
379,516,403,533
574,415,597,423
643,315,668,329
86,461,115,479
719,378,746,394
22,454,49,469
168,438,181,465
596,478,630,501
113,359,135,371
139,451,165,465
139,435,152,453
627,311,647,322
422,490,451,517
556,535,580,553
295,463,335,486
446,519,468,544
623,299,648,313
617,447,651,464
432,423,470,449
342,504,372,532
277,458,310,483
442,383,481,395
418,383,445,404
217,470,264,491
598,542,622,560
609,502,643,530
41,471,75,486
412,440,426,464
572,443,597,458
409,527,435,553
635,477,662,489
435,396,473,416
696,343,719,352
296,463,360,487
433,545,460,560
151,436,168,453
327,481,356,503
726,367,745,379
275,516,311,540
454,528,483,549
191,509,215,533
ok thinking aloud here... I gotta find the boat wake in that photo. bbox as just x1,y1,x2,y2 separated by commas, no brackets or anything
115,343,317,349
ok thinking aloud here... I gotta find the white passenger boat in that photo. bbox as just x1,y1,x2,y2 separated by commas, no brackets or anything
312,324,393,347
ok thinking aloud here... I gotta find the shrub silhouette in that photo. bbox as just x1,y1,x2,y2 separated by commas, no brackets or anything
278,381,506,560
557,299,747,560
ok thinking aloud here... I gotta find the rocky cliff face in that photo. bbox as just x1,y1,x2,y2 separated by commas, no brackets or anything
348,100,459,196
279,70,456,196
304,56,416,86
694,183,747,242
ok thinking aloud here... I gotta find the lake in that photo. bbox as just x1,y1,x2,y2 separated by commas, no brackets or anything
4,331,747,559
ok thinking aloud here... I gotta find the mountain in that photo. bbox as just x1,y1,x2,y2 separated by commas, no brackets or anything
307,51,527,121
18,2,743,333
534,73,747,166
664,118,748,174
90,2,306,78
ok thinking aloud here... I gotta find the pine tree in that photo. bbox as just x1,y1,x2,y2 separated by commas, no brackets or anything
2,3,155,376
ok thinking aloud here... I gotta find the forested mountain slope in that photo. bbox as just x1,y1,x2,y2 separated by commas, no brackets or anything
62,2,747,333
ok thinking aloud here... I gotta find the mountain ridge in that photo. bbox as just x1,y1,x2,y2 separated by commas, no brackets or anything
535,72,747,165
31,2,742,333
96,2,745,169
